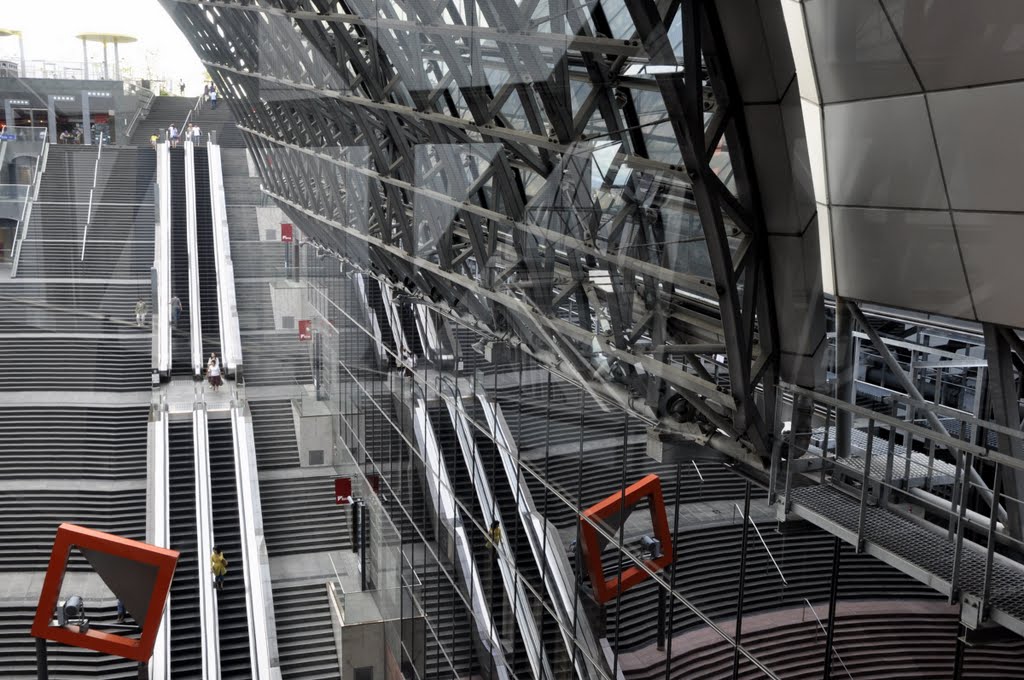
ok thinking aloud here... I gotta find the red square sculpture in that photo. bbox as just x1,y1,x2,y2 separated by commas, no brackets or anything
31,523,179,662
579,474,673,604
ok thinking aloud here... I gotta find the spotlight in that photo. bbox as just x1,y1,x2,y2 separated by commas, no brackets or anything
639,535,662,560
57,595,89,630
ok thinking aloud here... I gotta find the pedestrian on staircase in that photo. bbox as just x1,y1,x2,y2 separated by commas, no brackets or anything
168,124,179,148
192,123,202,146
203,83,210,106
211,546,228,591
150,130,160,148
210,87,218,110
179,80,185,96
134,299,148,327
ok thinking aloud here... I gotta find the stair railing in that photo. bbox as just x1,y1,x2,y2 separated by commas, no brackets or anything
10,130,49,275
79,131,104,261
125,87,155,141
181,92,206,132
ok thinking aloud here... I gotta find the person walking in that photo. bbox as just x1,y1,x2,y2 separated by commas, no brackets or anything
170,295,182,328
168,124,179,148
150,130,160,148
203,83,210,107
192,123,202,146
185,122,193,144
179,80,185,95
210,546,228,591
134,299,147,327
209,87,218,110
207,352,223,391
116,599,126,623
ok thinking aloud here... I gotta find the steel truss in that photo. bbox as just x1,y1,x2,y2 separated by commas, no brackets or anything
160,0,781,465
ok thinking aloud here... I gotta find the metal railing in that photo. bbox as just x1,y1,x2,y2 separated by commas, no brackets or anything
776,381,1024,629
9,127,48,274
79,131,104,261
125,87,156,141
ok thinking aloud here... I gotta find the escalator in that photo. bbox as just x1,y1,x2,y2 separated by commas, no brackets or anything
168,419,201,676
365,280,396,365
208,418,253,677
169,149,192,376
423,405,486,678
193,148,221,357
469,400,573,677
399,301,423,359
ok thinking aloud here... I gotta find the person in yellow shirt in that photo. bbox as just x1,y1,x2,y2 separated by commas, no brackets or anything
149,131,159,149
211,546,228,591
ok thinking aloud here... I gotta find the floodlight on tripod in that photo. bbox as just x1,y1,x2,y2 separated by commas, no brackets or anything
639,535,663,560
56,594,89,631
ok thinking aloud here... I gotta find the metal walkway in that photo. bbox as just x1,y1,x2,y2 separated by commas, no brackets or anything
786,485,1024,637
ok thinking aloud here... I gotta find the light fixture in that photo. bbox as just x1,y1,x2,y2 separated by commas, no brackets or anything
56,595,88,631
639,535,663,560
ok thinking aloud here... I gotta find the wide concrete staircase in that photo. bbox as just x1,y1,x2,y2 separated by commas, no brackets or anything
272,583,342,679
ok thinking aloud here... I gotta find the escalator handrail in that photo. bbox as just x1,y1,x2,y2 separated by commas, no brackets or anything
207,143,244,378
354,273,387,366
478,394,616,680
155,142,172,376
185,141,204,377
444,392,552,680
413,399,512,680
230,403,281,679
193,407,222,679
148,408,171,680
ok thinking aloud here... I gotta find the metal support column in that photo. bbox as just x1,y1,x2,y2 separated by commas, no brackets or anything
35,637,48,680
731,482,752,679
114,41,120,81
102,40,109,80
952,625,966,680
822,536,841,680
81,38,88,80
834,298,854,459
984,323,1024,540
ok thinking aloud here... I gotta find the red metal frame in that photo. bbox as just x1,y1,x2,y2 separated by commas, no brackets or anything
31,523,180,662
579,474,673,604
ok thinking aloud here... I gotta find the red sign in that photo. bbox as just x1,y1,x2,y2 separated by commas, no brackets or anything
335,478,352,505
298,319,312,341
281,223,293,242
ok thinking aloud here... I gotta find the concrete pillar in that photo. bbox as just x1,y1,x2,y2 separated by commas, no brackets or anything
4,101,13,130
113,42,120,81
102,40,109,80
81,38,88,80
46,96,56,144
17,33,24,77
81,91,91,145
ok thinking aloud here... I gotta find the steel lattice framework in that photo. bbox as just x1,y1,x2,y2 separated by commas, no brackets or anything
162,0,786,466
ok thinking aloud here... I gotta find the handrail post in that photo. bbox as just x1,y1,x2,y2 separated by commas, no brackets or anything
949,451,974,605
856,419,874,552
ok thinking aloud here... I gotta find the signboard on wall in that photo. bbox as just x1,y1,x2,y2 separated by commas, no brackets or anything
280,223,294,242
335,478,352,505
298,320,312,341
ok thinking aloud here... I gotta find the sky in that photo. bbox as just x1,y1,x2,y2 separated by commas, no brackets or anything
2,0,206,92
